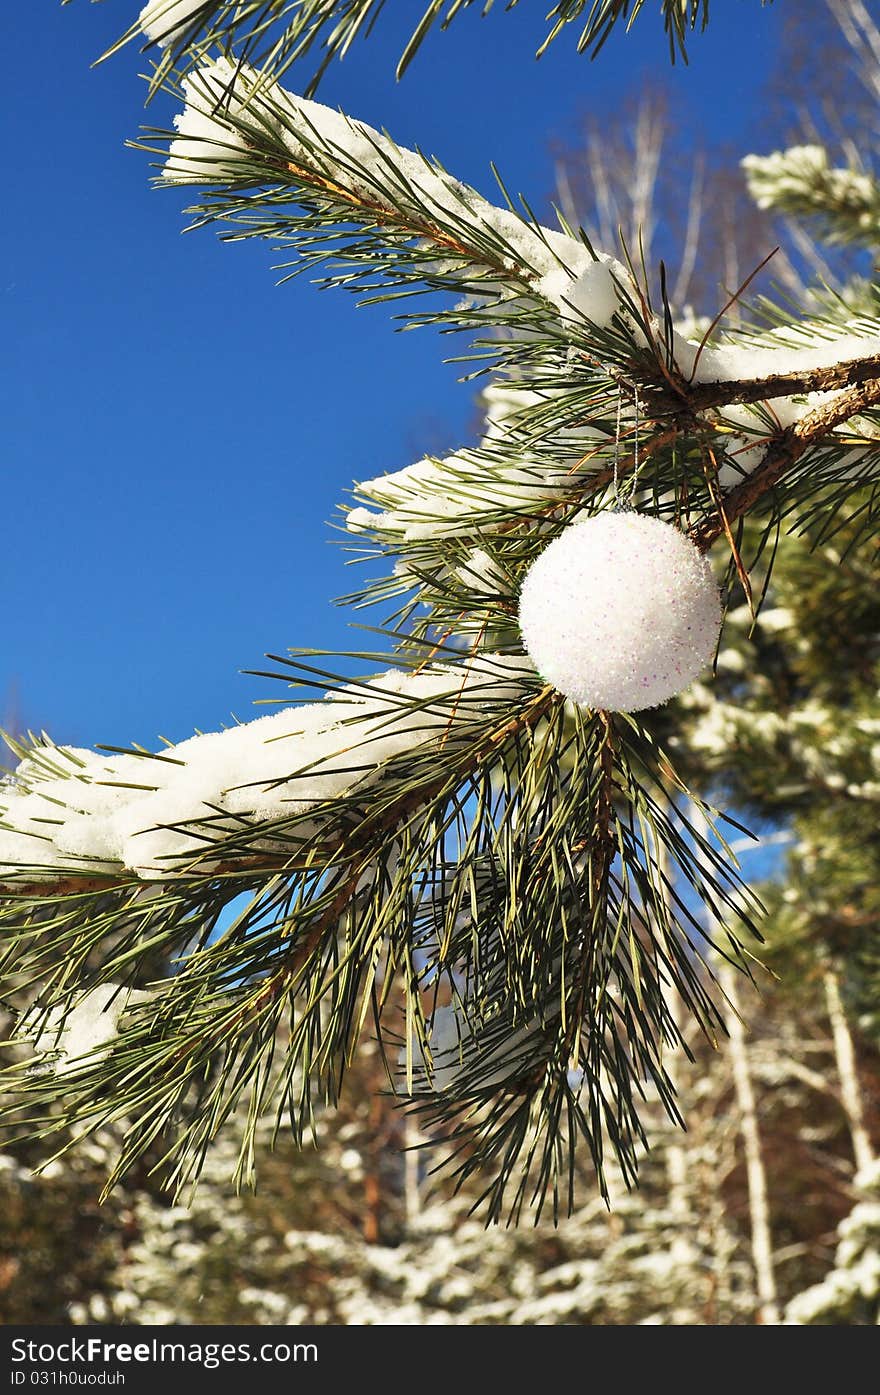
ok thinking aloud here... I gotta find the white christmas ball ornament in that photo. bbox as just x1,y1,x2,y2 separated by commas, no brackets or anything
519,511,722,712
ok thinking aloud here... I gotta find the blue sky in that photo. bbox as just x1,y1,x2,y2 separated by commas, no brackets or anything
3,2,788,753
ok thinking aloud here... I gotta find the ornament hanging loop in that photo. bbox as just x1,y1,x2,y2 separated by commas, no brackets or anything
612,378,642,511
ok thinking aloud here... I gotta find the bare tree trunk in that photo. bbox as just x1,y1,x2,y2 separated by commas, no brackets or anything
663,1004,702,1276
362,1095,384,1244
403,1113,423,1230
719,960,781,1325
689,801,780,1323
828,0,880,100
664,1045,691,1231
697,1095,741,1324
655,824,693,1243
824,967,875,1176
670,152,705,308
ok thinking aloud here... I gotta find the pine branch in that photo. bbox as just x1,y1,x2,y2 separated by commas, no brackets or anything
661,350,880,413
144,63,880,493
694,375,880,549
0,658,549,893
743,144,880,251
91,0,727,99
553,0,711,61
136,58,639,372
403,715,759,1217
9,6,878,1218
0,643,760,1209
277,156,523,284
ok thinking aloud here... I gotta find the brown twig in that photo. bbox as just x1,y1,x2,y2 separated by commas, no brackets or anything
686,248,780,385
282,158,532,285
670,350,880,414
692,375,880,552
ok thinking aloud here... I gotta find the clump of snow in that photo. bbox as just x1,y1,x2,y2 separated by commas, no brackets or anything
854,1160,880,1194
684,322,880,387
17,983,150,1076
712,395,806,487
0,655,533,880
481,382,545,434
536,256,622,329
139,0,206,46
163,63,256,183
519,511,722,713
742,144,832,207
452,547,508,595
346,448,579,540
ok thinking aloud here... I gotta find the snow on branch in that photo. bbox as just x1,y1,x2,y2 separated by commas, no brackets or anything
694,369,880,547
742,145,880,246
14,982,154,1077
157,59,880,532
139,0,210,48
160,61,880,391
346,314,880,545
678,318,880,489
680,319,880,388
160,58,628,326
0,655,533,882
343,373,637,542
347,447,580,542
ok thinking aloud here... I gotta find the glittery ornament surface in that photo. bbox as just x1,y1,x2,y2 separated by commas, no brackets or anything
518,511,722,712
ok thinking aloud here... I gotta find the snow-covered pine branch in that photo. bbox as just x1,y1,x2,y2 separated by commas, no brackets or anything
161,61,880,376
785,1162,880,1323
0,655,533,883
346,317,880,555
12,62,879,885
156,58,626,335
146,60,880,561
743,145,880,247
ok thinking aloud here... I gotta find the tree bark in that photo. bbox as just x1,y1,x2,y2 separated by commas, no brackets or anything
403,1113,423,1232
824,967,875,1176
719,960,781,1325
655,823,694,1245
689,800,780,1323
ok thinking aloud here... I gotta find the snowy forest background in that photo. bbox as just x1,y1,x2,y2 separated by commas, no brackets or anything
1,0,879,1325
